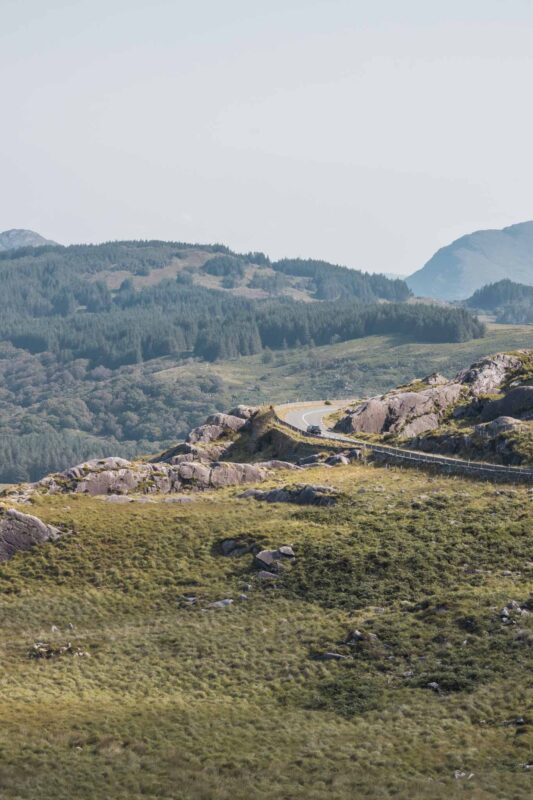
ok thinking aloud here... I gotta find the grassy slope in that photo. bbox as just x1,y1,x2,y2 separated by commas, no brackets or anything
154,322,533,406
0,458,531,799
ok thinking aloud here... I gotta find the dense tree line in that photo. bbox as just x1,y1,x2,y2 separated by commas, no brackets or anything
466,279,533,310
466,279,533,324
0,279,485,368
0,241,411,319
272,258,411,301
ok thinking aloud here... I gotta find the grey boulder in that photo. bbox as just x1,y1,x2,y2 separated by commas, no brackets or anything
0,508,63,562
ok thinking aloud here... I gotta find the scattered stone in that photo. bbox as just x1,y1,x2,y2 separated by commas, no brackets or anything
257,570,278,581
344,629,364,644
183,596,197,605
453,771,474,781
315,652,348,661
325,454,350,466
254,546,295,571
241,484,339,507
219,538,257,557
297,454,325,466
29,641,89,659
278,545,295,558
427,681,440,692
208,599,234,609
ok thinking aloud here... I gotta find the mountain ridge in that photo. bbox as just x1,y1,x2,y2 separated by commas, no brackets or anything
407,220,533,300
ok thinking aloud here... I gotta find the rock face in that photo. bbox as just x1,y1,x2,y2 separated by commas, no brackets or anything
456,353,523,397
35,458,273,496
474,416,525,438
0,509,62,561
411,416,530,465
186,413,248,444
229,405,259,420
480,386,533,421
335,352,528,439
336,383,464,437
240,484,339,506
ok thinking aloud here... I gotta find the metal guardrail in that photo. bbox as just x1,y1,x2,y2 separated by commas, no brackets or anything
273,409,533,484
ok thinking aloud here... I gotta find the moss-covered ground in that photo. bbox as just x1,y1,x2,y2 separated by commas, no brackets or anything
0,461,531,799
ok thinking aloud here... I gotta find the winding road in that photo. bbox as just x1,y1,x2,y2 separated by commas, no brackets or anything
275,401,533,483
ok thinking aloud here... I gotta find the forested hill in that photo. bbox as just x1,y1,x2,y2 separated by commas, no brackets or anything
0,239,483,366
0,238,486,482
466,279,533,324
0,239,410,307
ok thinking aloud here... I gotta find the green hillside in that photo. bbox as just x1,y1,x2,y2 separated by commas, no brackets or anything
0,438,531,799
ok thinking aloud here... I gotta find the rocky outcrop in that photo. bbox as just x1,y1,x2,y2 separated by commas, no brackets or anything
229,405,259,420
0,508,62,561
456,353,523,396
474,416,526,438
336,383,464,437
9,453,298,498
240,484,339,506
156,408,259,462
410,417,531,465
36,459,273,496
186,413,248,444
335,351,530,439
480,386,533,421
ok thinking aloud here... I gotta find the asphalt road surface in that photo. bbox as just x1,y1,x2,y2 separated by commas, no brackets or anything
276,401,533,481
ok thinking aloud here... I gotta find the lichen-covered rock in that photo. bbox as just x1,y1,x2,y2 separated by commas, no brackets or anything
186,423,227,444
229,405,259,419
0,509,62,562
186,413,248,444
456,353,522,396
474,416,526,437
336,383,463,437
334,351,531,440
254,545,296,571
26,455,288,497
240,484,339,506
480,386,533,421
205,413,248,431
425,373,448,386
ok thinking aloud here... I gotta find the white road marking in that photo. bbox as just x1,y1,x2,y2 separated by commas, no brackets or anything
300,407,331,429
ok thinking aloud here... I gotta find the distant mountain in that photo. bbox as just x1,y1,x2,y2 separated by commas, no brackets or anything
406,221,533,301
0,228,58,252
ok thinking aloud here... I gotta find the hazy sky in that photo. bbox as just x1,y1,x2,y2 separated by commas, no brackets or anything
2,0,533,274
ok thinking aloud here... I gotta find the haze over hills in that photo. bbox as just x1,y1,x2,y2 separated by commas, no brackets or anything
0,228,58,251
0,236,486,482
407,221,533,301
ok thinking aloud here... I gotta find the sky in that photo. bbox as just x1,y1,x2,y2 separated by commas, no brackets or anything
1,0,533,275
